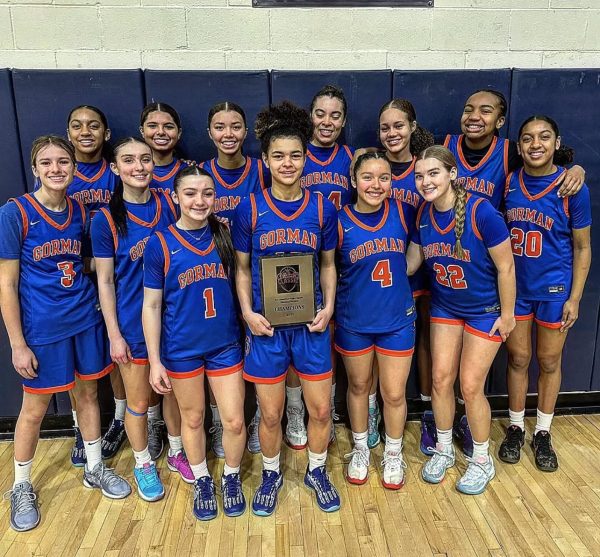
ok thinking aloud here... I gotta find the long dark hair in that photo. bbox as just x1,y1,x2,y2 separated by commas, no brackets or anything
518,115,574,165
67,104,113,161
379,98,434,155
207,101,247,129
173,165,236,278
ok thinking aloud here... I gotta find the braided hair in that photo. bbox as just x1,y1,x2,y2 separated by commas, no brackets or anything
254,101,313,155
379,99,434,155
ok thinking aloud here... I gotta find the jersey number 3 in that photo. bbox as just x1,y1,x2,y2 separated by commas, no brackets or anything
371,260,393,288
57,261,76,288
433,263,467,289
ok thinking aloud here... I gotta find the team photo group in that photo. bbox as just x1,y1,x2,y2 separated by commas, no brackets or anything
0,85,592,533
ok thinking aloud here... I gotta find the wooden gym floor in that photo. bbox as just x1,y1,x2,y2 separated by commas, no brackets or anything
1,415,600,557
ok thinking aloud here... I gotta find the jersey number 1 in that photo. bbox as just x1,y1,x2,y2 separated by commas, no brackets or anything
203,288,217,318
371,260,393,288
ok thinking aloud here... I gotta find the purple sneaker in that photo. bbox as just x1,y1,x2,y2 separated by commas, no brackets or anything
167,451,194,484
454,415,474,457
420,411,437,456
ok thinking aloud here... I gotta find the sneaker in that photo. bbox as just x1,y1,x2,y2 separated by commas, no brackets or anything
193,476,218,521
498,425,525,464
83,462,131,499
252,470,283,517
381,449,407,490
5,481,39,532
221,473,246,517
133,462,164,501
101,418,126,460
420,411,437,456
344,446,370,485
147,419,165,461
421,444,456,484
247,414,261,454
167,450,194,484
71,427,86,468
304,466,340,513
285,405,307,450
329,419,336,448
209,422,225,459
456,456,496,495
532,431,559,472
367,405,381,449
453,415,474,457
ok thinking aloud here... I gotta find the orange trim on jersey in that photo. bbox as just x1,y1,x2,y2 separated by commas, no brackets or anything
465,324,502,342
563,197,570,219
415,202,427,229
502,138,510,177
344,199,389,232
516,313,534,321
155,231,170,275
412,289,430,298
24,193,73,231
471,197,485,240
337,220,344,249
250,194,257,232
317,193,323,228
163,192,177,219
264,189,310,222
210,158,251,190
131,357,149,365
392,157,416,181
75,362,115,381
518,168,567,201
443,134,451,148
153,160,182,182
534,318,562,330
99,207,119,251
206,361,244,377
10,198,28,240
335,344,374,357
429,204,455,235
23,381,75,394
374,346,415,357
74,159,108,183
307,143,339,166
243,370,287,384
294,368,333,381
457,135,498,172
343,145,354,159
430,316,464,326
170,225,215,257
258,160,266,189
504,171,515,199
395,199,408,234
166,367,205,379
75,198,87,228
127,190,162,227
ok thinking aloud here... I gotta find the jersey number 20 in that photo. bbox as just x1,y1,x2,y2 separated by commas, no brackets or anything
510,228,542,258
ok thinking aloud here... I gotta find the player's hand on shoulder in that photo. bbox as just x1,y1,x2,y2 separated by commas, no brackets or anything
307,306,333,333
243,311,274,337
12,343,38,379
149,361,172,394
558,165,585,198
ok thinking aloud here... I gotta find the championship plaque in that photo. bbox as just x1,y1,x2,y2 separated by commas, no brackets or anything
259,253,317,327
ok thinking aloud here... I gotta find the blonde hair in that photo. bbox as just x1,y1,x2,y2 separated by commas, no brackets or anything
30,135,76,168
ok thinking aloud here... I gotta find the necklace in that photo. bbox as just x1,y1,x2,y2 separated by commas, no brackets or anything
177,223,209,244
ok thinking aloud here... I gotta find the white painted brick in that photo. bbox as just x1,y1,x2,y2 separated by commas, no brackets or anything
143,0,226,5
101,8,186,50
550,0,596,7
187,8,269,51
0,1,51,4
543,51,600,67
510,10,588,50
0,7,12,50
0,49,56,68
12,7,100,50
465,50,543,68
142,50,226,70
55,0,140,5
584,11,600,49
387,50,465,70
228,0,252,5
435,0,546,7
56,50,142,69
432,10,509,51
226,50,388,70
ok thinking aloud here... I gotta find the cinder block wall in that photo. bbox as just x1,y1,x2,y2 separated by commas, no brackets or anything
0,0,598,69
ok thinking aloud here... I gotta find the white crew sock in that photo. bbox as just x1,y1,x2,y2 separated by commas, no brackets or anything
509,409,525,431
167,434,183,456
133,446,152,468
148,403,161,421
534,409,554,434
13,458,33,487
190,459,210,479
352,430,368,450
308,449,327,472
84,437,102,470
114,398,127,422
286,386,303,409
262,453,280,473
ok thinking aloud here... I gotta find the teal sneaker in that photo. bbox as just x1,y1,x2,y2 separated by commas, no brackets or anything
367,405,381,449
133,462,165,502
421,444,455,484
456,456,495,495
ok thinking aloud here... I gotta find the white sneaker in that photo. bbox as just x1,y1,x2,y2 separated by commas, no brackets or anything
285,404,307,450
381,449,407,490
344,445,370,485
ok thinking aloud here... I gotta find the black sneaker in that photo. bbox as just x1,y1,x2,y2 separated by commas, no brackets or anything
532,430,558,472
498,425,525,464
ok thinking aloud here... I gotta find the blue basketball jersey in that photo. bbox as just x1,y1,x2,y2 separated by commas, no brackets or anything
389,158,422,231
145,224,240,360
149,158,189,196
200,157,267,223
415,195,508,316
10,194,101,345
300,143,354,211
91,191,177,344
444,134,509,209
68,159,116,216
336,199,415,333
504,167,592,301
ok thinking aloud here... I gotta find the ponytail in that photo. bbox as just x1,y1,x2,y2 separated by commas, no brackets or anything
208,215,236,279
108,178,128,236
451,179,468,260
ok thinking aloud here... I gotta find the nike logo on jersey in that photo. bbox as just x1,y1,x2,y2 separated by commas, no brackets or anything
258,210,269,217
508,188,516,192
171,248,182,255
30,220,40,226
419,224,428,229
343,227,353,233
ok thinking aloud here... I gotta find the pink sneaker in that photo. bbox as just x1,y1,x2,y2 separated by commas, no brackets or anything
167,451,194,484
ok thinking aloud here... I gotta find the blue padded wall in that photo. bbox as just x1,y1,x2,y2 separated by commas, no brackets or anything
12,70,146,192
144,71,270,163
271,71,392,149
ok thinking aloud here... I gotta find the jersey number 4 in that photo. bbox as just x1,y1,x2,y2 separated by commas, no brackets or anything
371,260,393,287
433,263,467,289
510,228,542,258
203,287,217,318
328,191,342,211
57,261,76,288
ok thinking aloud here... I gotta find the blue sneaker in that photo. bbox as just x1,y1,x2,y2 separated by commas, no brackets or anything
456,456,496,495
133,462,164,502
5,481,39,532
454,415,474,457
193,476,218,521
367,405,381,449
221,473,246,517
304,466,340,513
252,470,283,517
421,444,455,484
71,427,86,468
102,418,126,460
420,411,437,456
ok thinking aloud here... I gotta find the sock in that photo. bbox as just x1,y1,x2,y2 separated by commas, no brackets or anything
352,430,368,450
308,449,327,472
72,410,79,429
114,398,127,422
190,459,210,479
14,458,33,487
223,463,240,476
472,439,490,461
368,393,377,410
84,437,102,470
262,453,280,473
385,434,403,453
167,434,183,456
286,386,303,409
211,404,221,424
420,393,432,403
509,409,525,431
534,409,554,435
330,383,336,407
437,428,453,447
148,403,161,422
133,446,152,468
